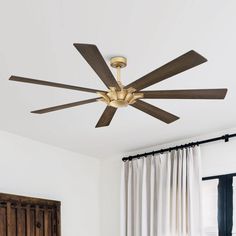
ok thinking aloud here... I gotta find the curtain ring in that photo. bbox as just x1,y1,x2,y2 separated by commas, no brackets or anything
224,134,229,142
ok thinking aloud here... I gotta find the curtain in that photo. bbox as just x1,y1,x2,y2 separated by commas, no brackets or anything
121,146,203,236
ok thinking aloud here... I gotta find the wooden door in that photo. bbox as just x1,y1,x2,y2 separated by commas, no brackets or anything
0,193,61,236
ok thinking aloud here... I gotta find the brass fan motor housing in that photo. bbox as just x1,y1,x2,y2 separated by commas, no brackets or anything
97,87,144,108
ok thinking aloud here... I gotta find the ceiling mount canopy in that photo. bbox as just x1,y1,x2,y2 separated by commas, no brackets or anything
9,43,228,128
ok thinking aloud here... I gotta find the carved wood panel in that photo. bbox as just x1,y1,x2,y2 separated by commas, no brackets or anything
0,193,61,236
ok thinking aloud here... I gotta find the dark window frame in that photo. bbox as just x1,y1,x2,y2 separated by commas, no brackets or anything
203,173,236,236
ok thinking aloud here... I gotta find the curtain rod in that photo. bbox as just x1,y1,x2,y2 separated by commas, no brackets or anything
122,133,236,162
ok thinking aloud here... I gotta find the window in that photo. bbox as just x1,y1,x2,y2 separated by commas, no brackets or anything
233,177,236,236
203,173,236,236
202,179,219,235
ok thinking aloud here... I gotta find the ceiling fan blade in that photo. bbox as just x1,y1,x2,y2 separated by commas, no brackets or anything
142,89,228,99
9,76,105,93
125,50,207,91
73,43,119,89
31,98,98,114
130,100,179,124
96,106,117,128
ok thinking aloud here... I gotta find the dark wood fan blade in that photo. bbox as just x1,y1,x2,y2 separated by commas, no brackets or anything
125,50,207,91
73,43,119,89
130,100,179,124
95,106,117,128
9,76,105,93
31,98,98,114
142,89,228,99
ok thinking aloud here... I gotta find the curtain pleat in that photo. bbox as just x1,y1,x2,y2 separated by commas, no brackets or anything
121,146,203,236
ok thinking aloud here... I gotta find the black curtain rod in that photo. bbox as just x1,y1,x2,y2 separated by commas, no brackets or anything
122,133,236,162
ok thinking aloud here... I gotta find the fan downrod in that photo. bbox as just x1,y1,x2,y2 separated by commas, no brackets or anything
96,56,143,108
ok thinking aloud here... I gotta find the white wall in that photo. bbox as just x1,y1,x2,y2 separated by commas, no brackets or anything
100,157,121,236
0,130,100,236
100,127,236,236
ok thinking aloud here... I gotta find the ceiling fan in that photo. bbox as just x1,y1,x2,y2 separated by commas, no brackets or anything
9,43,227,128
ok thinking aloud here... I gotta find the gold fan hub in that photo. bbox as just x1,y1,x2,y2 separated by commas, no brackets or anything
110,100,128,108
97,87,144,108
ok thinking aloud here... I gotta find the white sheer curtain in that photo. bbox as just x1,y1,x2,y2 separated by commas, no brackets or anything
233,177,236,235
121,146,203,236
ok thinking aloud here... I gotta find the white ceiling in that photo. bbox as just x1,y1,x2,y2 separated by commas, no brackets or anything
0,0,235,159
